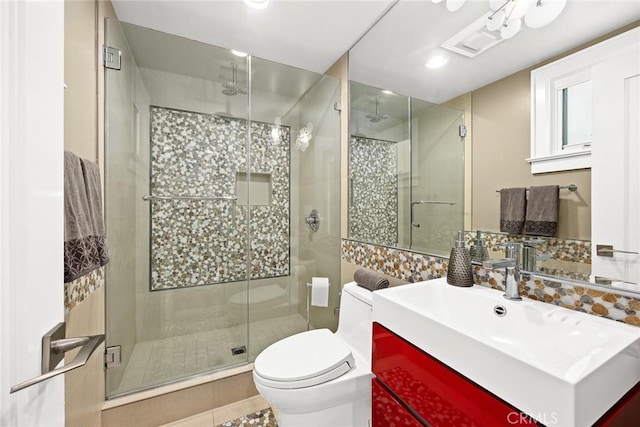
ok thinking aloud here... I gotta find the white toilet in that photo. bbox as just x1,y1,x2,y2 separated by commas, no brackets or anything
252,282,374,427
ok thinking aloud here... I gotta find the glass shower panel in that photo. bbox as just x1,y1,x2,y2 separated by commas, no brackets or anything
246,58,342,359
104,19,250,397
410,99,465,256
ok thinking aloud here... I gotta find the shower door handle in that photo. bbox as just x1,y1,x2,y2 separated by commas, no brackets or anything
10,322,105,393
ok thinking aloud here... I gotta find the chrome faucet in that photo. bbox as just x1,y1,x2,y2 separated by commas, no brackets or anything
482,242,522,301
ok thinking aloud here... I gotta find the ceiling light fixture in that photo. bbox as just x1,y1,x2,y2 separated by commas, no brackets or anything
425,55,449,69
487,0,566,37
525,0,567,28
446,0,466,12
231,50,248,58
244,0,271,10
382,89,394,95
439,0,566,42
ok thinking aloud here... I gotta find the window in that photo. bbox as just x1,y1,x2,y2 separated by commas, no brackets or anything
529,30,634,174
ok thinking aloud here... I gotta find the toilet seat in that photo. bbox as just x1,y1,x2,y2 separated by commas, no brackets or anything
253,329,355,389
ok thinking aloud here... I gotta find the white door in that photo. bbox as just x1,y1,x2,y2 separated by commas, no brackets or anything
591,33,640,285
0,1,65,426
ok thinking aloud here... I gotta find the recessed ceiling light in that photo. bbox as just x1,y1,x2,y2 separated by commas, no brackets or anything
244,0,271,10
231,50,248,58
382,90,394,95
425,55,449,69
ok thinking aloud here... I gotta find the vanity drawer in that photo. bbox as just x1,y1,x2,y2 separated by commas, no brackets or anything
372,322,538,426
372,378,424,427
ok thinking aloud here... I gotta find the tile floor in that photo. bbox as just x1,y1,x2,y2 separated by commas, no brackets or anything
159,395,277,427
115,313,307,394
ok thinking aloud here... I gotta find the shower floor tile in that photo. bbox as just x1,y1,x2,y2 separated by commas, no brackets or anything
115,313,307,394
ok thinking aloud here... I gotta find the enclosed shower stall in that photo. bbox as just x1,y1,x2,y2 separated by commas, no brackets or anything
104,19,341,397
348,81,465,256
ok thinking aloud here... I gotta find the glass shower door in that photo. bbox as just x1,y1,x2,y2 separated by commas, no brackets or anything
104,18,250,397
410,100,465,256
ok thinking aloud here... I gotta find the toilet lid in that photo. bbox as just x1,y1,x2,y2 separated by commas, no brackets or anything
253,329,355,389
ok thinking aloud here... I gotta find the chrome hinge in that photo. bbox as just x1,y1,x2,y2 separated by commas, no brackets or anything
459,125,467,138
104,345,122,368
334,307,340,316
103,45,121,70
334,102,342,112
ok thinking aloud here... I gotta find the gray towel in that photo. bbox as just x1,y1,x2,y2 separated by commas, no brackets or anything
64,151,109,282
500,188,526,234
524,185,559,237
354,268,389,291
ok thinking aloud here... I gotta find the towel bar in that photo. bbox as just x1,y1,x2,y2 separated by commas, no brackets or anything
495,184,577,193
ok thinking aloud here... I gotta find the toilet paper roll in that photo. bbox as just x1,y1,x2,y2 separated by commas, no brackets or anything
311,277,329,307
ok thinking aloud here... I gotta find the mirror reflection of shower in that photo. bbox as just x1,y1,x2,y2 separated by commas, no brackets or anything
348,81,465,256
366,96,388,123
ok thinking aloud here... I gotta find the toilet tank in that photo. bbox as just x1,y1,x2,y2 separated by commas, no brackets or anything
336,282,373,363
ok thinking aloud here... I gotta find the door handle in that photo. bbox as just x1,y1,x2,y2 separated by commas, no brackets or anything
10,322,104,393
596,244,640,257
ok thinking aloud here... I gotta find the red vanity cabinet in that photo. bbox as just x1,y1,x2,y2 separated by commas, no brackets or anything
372,322,640,427
372,322,538,426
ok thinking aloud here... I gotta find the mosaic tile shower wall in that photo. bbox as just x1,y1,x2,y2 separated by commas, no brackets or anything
348,136,398,246
150,107,290,290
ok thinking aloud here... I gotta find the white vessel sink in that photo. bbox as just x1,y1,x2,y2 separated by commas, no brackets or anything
372,278,640,426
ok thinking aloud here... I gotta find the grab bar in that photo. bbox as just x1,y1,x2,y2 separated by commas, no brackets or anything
411,200,457,228
142,195,237,201
10,323,105,393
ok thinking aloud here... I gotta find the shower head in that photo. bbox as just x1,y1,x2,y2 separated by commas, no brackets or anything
221,62,247,96
366,97,388,123
222,86,241,96
367,114,386,123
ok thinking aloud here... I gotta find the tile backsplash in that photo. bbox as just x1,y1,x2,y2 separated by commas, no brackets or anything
342,238,640,327
64,266,104,314
342,239,447,283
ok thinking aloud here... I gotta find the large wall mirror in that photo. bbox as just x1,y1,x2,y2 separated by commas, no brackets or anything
347,0,640,292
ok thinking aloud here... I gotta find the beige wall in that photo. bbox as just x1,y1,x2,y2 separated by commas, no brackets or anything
466,22,640,242
470,69,591,240
63,0,111,426
65,0,97,162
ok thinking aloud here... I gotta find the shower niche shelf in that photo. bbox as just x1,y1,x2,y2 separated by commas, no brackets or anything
236,172,272,206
